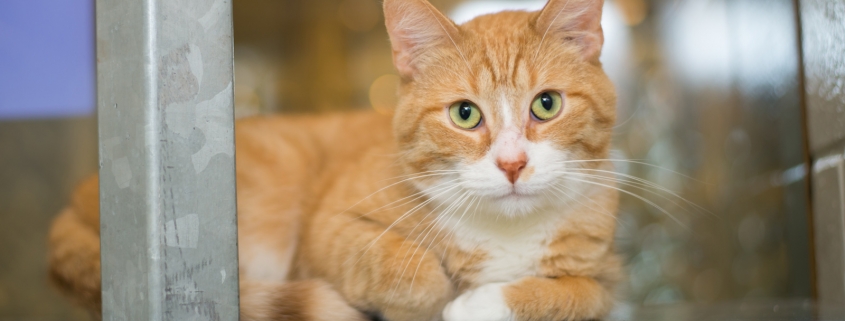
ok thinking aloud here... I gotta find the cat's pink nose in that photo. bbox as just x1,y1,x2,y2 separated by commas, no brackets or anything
496,152,528,184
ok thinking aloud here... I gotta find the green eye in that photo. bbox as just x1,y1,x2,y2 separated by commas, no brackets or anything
449,101,482,129
530,91,563,121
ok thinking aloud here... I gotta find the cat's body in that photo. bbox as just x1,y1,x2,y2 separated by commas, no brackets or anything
49,1,622,320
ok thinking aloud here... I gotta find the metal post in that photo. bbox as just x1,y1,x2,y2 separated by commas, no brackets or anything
97,0,239,319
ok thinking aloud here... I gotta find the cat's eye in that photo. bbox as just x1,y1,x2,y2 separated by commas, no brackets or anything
530,91,563,121
448,101,482,129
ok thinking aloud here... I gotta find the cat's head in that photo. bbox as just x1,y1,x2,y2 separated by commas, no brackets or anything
385,0,616,217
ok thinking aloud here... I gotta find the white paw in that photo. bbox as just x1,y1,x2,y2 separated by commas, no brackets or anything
442,283,513,321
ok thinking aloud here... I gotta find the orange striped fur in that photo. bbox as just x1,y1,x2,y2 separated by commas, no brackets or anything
49,0,621,320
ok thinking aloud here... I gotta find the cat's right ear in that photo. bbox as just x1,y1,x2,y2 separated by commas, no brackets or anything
383,0,460,79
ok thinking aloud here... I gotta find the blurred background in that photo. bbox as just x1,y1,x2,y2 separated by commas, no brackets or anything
0,0,827,319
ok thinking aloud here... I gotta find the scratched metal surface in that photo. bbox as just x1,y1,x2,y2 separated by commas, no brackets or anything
97,0,239,320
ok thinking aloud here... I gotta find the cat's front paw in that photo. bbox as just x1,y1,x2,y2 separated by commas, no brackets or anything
442,283,513,321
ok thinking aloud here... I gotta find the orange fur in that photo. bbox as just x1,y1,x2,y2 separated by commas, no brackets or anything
49,0,621,320
48,175,101,316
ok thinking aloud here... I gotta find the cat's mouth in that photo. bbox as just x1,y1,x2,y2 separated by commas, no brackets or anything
495,187,537,199
500,192,525,200
483,187,547,217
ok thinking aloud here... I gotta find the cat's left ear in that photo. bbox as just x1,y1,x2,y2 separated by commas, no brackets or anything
534,0,605,63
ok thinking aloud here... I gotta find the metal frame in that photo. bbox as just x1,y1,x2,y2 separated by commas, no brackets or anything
97,0,239,319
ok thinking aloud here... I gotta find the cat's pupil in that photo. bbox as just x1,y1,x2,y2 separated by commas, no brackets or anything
541,93,553,110
459,103,472,120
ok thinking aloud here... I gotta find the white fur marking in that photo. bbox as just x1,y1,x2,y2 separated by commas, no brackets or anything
499,93,514,125
443,208,561,284
443,283,513,321
439,140,604,284
243,244,293,281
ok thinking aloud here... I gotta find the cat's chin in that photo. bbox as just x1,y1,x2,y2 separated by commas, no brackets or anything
486,192,547,218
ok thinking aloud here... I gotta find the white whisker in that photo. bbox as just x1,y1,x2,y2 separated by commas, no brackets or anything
407,190,472,293
336,171,460,222
561,168,714,217
345,181,462,268
387,189,468,300
547,183,620,225
559,175,689,229
344,177,461,223
554,158,705,183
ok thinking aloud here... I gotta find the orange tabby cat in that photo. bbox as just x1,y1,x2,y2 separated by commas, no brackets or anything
49,0,621,320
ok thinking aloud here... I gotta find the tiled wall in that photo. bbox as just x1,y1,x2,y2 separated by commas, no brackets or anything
801,0,845,306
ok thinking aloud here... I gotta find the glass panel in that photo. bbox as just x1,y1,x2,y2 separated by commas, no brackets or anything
609,0,810,304
231,0,811,304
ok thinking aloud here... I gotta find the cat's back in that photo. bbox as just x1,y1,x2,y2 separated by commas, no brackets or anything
234,109,395,217
234,109,394,188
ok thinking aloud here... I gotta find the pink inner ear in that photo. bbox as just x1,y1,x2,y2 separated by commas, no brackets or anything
392,46,416,77
579,26,604,62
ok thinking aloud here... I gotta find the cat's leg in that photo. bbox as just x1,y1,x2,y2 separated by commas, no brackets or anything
239,279,369,321
48,175,102,316
443,275,615,321
302,217,455,321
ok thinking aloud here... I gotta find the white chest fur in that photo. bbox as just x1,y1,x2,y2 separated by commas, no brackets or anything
441,208,566,286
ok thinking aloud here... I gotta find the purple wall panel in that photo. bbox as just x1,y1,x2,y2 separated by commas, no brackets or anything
0,0,95,119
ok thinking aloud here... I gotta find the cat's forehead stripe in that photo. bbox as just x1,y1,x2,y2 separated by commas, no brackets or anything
475,45,527,89
499,92,514,127
509,49,524,88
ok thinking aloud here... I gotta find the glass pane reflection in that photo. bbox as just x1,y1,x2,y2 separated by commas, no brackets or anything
231,0,810,305
609,0,809,304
